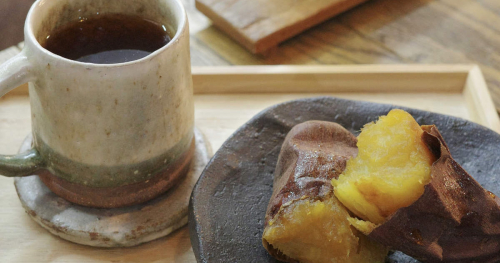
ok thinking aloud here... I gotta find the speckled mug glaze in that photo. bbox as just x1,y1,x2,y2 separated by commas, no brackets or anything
0,0,194,208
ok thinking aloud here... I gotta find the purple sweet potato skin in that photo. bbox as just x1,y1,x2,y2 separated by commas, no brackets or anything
369,125,500,263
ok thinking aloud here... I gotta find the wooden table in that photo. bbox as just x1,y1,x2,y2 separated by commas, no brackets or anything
1,0,500,262
2,0,500,111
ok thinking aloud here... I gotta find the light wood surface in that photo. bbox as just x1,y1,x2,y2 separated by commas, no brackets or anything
0,65,499,262
195,0,369,53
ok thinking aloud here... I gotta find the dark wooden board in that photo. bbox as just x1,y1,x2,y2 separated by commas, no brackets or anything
189,96,500,263
195,0,370,53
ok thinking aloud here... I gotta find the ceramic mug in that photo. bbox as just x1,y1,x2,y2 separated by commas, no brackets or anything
0,0,194,208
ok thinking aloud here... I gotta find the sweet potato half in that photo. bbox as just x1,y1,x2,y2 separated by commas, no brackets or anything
332,109,500,262
263,109,500,263
262,121,388,263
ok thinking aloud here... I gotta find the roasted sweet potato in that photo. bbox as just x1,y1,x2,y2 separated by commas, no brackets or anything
262,121,388,263
333,109,500,262
332,109,436,225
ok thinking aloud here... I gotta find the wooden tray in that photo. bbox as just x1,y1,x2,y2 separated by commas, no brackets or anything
0,65,499,262
192,65,500,148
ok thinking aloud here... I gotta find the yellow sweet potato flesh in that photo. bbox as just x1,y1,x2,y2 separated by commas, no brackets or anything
332,109,436,225
262,197,387,263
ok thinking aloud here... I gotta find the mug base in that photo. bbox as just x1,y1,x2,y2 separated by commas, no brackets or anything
14,128,212,247
39,138,196,208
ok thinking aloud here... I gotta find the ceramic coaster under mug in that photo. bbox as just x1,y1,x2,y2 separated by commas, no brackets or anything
15,128,211,247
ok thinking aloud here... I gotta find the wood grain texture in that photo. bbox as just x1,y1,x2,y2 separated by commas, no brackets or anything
195,0,370,53
2,0,500,109
183,0,500,112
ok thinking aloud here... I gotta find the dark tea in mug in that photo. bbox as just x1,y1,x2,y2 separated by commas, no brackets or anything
42,14,172,64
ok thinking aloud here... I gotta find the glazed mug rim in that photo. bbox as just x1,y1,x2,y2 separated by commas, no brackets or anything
24,0,188,68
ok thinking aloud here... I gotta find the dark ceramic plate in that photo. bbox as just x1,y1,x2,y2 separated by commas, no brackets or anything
188,97,500,263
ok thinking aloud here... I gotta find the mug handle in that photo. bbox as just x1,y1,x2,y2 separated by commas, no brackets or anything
0,51,45,177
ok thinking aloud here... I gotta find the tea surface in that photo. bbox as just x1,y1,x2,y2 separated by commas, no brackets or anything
43,14,171,64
